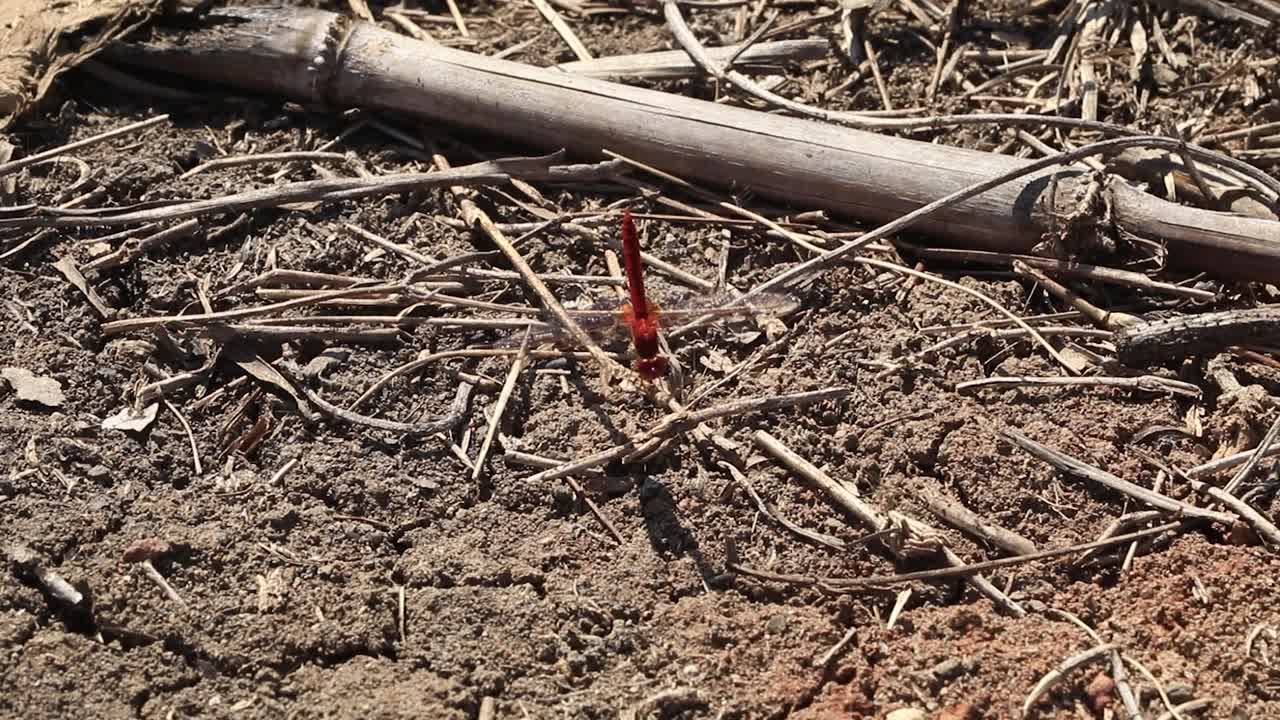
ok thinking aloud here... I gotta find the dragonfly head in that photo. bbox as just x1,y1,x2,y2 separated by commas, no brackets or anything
635,355,670,380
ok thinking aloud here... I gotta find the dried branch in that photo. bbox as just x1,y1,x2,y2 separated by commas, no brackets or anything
104,7,1280,281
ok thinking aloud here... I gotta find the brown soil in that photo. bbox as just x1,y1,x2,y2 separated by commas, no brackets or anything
3,2,1280,719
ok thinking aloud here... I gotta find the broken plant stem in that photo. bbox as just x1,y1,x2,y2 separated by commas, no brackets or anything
472,330,531,483
957,375,1201,398
0,153,603,229
753,429,1025,617
1002,429,1236,524
744,133,1280,300
0,115,169,178
108,7,1280,281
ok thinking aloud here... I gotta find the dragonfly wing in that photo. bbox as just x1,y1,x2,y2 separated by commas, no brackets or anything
492,309,627,349
654,290,801,324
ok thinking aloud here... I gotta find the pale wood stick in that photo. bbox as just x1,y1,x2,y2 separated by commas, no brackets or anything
444,0,468,36
530,0,592,62
385,11,440,45
916,481,1038,556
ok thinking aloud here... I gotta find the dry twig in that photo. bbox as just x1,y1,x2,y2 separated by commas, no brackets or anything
753,430,1026,616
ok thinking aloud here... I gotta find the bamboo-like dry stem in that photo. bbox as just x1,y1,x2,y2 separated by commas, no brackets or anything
103,7,1280,282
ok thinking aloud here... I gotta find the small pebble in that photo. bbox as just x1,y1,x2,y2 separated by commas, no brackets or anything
938,704,977,720
1086,672,1115,713
884,709,926,720
1166,682,1195,704
930,657,968,680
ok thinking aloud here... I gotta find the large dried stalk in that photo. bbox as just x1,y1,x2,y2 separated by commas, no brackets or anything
106,7,1280,281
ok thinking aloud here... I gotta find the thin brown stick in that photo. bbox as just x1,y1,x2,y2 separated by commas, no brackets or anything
1187,441,1280,479
901,242,1217,301
720,461,846,551
101,282,407,336
299,374,470,435
1023,644,1118,718
350,348,600,411
1190,480,1280,547
1012,260,1143,331
499,444,631,546
917,482,1038,556
162,398,203,476
1002,429,1237,525
1046,607,1144,718
957,375,1202,398
524,387,852,484
553,40,829,80
435,153,631,383
180,151,355,179
753,430,1026,617
0,115,169,178
472,331,531,482
208,324,403,344
731,523,1178,592
85,219,202,271
858,256,1077,374
0,153,593,230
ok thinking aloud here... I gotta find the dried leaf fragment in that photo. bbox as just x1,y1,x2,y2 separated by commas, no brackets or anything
1,367,65,407
256,567,294,613
102,402,159,432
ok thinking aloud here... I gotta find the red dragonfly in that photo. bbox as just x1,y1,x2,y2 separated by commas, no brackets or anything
517,210,798,379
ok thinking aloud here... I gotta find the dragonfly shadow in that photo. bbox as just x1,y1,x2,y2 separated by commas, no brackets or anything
636,476,715,587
